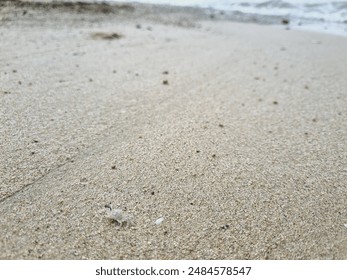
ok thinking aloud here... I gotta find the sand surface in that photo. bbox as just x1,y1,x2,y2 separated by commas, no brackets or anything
0,1,346,259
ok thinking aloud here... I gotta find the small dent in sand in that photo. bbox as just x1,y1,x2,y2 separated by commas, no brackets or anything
80,178,87,184
91,32,123,40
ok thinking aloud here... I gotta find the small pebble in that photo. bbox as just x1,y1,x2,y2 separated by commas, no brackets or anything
221,224,230,230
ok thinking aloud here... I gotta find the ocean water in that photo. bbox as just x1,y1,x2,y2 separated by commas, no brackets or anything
105,0,347,36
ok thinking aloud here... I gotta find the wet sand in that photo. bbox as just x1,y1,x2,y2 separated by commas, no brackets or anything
0,1,346,259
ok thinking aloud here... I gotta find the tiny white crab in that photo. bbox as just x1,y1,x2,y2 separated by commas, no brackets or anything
105,204,131,227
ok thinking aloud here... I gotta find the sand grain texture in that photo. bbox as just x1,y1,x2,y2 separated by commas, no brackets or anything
0,1,346,259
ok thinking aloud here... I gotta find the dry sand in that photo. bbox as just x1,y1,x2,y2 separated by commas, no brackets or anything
0,0,346,259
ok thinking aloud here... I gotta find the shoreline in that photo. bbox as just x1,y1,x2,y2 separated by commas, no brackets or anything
3,0,347,38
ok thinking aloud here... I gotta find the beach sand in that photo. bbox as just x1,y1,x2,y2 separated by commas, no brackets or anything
0,0,346,259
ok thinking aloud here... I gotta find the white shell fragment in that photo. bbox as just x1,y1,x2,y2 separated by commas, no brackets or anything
344,224,347,229
155,217,164,225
